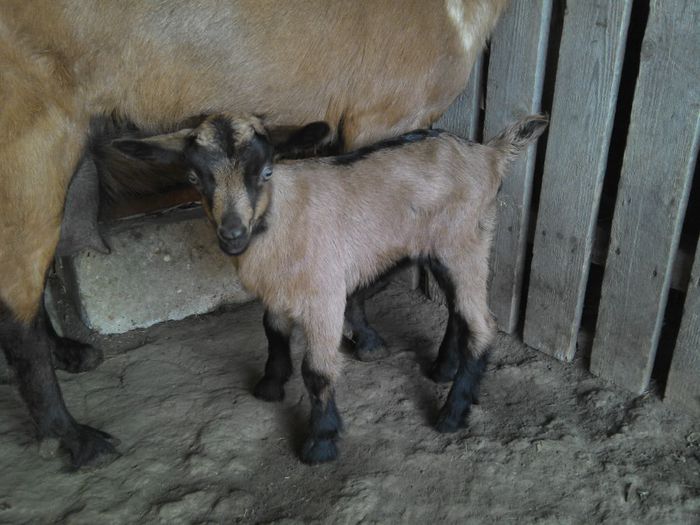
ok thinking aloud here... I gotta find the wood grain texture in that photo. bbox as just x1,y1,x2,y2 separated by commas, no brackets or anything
665,252,700,415
435,53,484,141
522,0,632,361
484,0,552,334
590,0,700,392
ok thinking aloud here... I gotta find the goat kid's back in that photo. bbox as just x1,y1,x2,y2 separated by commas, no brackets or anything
240,116,549,310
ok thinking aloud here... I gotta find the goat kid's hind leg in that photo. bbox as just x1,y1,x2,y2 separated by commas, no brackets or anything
1,304,118,469
429,257,494,433
253,310,293,402
298,302,345,464
429,309,461,383
345,287,388,362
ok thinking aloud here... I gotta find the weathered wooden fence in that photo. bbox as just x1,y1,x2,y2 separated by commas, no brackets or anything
437,0,699,416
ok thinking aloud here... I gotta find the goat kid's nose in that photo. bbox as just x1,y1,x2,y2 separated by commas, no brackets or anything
218,225,246,241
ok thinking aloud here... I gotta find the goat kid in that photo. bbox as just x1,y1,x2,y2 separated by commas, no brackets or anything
115,114,548,464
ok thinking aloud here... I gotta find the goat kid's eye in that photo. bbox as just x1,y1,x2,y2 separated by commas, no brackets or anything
261,167,273,181
187,171,200,185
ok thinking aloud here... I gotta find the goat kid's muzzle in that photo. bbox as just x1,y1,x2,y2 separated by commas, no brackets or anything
217,225,250,256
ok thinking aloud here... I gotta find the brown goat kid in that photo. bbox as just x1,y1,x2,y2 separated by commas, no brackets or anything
115,114,548,464
0,0,507,468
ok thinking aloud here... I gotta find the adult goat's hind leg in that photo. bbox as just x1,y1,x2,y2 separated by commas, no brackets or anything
254,310,293,402
429,254,494,433
49,331,104,374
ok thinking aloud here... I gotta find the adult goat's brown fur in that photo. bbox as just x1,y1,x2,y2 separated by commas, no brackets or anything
0,0,507,468
115,114,548,463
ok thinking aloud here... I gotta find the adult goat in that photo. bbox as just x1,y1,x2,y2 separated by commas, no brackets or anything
0,0,506,468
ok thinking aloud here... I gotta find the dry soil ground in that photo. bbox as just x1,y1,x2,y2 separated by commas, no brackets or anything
1,282,698,524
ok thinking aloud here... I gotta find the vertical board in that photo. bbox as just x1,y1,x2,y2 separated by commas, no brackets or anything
522,1,632,361
435,53,484,141
666,250,700,415
590,0,700,393
484,0,552,333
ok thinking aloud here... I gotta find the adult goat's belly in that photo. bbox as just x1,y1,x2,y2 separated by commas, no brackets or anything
45,0,499,133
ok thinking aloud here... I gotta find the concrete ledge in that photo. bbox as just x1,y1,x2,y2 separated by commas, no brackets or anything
47,206,252,336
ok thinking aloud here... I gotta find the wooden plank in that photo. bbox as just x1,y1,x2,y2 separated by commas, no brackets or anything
435,53,484,141
484,0,552,334
589,225,694,293
590,0,700,392
522,1,632,360
666,251,700,415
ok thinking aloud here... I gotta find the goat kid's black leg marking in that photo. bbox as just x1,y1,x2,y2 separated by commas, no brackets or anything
0,304,118,469
427,258,459,382
427,257,489,432
300,359,343,464
253,311,292,402
429,309,460,383
435,334,489,433
345,258,415,361
345,290,388,362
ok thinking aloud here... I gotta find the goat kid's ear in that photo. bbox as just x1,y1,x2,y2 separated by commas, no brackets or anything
268,122,333,159
112,128,193,164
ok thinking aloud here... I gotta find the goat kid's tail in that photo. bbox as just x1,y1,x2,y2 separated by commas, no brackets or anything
486,114,548,162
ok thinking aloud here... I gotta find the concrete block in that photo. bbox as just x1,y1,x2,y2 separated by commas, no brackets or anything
49,207,252,335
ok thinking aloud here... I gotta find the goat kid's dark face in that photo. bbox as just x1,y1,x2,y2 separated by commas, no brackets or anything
114,117,273,255
114,115,331,256
186,117,274,256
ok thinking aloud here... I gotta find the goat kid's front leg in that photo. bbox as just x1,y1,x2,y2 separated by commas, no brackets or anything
298,302,345,464
253,310,293,402
301,358,343,464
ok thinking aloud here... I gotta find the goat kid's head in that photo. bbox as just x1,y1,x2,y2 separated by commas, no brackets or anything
113,115,331,255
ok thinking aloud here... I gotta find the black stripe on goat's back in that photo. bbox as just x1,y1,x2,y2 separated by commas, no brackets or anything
330,129,448,166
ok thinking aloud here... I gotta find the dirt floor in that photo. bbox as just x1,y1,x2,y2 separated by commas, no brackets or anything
1,281,698,524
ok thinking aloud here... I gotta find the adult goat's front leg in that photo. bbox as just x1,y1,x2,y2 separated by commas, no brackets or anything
1,304,118,468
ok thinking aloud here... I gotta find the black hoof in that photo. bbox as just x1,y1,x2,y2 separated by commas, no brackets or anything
301,437,338,464
63,424,120,470
54,341,104,374
428,361,457,383
253,377,286,402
